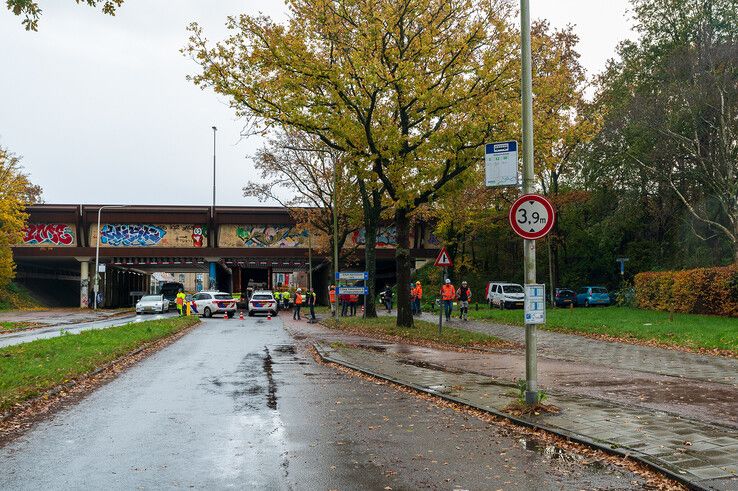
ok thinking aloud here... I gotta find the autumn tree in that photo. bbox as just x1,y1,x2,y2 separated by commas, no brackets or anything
0,146,42,288
6,0,124,31
185,0,519,326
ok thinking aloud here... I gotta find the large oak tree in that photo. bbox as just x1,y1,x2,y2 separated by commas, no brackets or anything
185,0,519,326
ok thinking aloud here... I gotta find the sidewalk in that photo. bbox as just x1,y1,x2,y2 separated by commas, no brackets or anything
0,308,133,328
315,341,737,490
414,312,738,385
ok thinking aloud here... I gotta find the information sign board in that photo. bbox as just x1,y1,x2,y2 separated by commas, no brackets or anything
336,271,368,280
336,286,368,295
485,141,519,187
524,284,546,324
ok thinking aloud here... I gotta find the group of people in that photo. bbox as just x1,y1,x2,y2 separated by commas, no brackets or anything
327,285,363,317
407,279,473,321
274,288,316,321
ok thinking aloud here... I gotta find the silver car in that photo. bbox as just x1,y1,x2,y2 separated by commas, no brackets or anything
136,294,169,314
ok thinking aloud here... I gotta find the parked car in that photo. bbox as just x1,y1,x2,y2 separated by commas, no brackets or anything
554,288,576,307
576,286,612,307
486,282,525,309
248,291,278,317
191,291,237,318
135,294,169,314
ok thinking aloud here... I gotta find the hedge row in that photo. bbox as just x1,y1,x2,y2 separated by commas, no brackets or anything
635,265,738,316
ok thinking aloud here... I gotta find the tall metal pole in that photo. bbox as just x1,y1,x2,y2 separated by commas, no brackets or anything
308,226,313,291
333,155,339,316
211,126,217,214
94,205,126,310
521,0,538,405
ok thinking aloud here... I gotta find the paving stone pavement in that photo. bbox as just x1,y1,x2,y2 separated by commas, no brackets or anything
316,342,738,491
415,312,738,386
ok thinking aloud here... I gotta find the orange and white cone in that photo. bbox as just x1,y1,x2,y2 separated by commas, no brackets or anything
267,313,272,321
239,311,244,320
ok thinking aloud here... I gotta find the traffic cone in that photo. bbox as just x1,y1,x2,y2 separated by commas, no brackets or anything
267,313,272,321
224,312,229,320
239,311,244,320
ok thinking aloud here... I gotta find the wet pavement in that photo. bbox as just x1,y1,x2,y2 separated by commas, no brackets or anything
0,312,174,349
0,308,132,327
0,315,650,490
313,340,738,490
415,312,738,386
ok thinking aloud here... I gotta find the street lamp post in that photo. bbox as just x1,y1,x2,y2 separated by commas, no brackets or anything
94,205,127,310
212,126,217,213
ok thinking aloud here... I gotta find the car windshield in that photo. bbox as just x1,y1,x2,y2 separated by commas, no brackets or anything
214,294,233,300
251,294,272,300
141,295,161,302
503,285,523,293
592,288,608,294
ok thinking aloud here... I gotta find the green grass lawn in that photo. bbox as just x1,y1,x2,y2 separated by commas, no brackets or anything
322,315,507,349
467,305,738,353
0,316,199,412
0,321,38,332
0,283,41,311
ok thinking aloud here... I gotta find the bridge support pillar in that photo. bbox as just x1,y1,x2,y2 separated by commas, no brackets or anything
209,262,217,290
79,259,90,309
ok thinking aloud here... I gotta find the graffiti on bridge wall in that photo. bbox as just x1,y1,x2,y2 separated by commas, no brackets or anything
348,226,398,248
91,224,208,247
218,225,308,248
21,223,76,246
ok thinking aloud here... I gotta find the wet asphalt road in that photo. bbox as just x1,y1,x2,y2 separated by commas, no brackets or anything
0,315,646,490
0,313,175,349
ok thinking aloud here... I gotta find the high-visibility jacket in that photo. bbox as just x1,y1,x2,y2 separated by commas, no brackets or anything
307,292,316,306
329,289,336,303
441,284,455,300
295,293,303,305
283,291,291,300
176,292,186,307
456,287,471,301
274,291,281,301
414,285,423,299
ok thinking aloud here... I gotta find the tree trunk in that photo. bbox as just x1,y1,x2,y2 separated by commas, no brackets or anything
363,210,379,318
395,207,413,327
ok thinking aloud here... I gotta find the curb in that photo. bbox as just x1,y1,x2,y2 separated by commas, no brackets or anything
314,342,710,491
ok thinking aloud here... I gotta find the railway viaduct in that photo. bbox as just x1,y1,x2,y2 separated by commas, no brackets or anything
12,204,440,307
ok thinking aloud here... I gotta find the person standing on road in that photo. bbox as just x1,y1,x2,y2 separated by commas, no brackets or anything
329,285,336,317
440,279,455,322
282,290,290,310
382,284,393,312
274,290,282,311
176,288,186,317
349,293,358,316
409,282,417,314
307,288,316,321
413,281,423,315
340,291,349,317
456,281,472,321
293,288,303,320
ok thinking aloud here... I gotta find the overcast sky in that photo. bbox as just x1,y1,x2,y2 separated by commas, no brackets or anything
0,0,634,207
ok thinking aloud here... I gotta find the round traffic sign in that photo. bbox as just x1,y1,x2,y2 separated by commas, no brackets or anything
509,194,555,240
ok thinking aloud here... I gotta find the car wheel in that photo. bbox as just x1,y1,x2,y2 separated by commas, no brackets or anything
248,311,254,317
499,301,505,310
227,311,235,319
204,307,212,318
584,300,590,308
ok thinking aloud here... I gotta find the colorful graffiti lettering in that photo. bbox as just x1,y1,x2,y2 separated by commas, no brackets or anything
236,225,308,248
22,223,75,246
100,224,166,246
350,226,398,248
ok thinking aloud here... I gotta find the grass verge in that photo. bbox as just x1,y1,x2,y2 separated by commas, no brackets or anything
468,306,738,354
0,315,199,413
0,321,40,333
0,283,41,311
322,315,509,349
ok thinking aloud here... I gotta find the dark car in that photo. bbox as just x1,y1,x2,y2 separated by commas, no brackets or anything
554,288,576,307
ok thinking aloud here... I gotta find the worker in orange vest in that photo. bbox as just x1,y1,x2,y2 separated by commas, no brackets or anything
413,281,423,315
328,285,337,317
293,288,303,320
440,278,455,322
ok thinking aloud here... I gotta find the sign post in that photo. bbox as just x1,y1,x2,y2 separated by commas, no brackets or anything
509,192,556,405
434,247,453,335
336,271,369,318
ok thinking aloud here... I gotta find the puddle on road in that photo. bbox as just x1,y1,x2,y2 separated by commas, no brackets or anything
263,347,278,410
273,345,296,355
397,358,463,374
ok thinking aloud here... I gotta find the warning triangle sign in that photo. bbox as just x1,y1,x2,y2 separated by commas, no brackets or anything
434,246,453,267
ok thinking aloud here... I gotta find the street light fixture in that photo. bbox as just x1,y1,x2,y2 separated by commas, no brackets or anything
94,205,128,310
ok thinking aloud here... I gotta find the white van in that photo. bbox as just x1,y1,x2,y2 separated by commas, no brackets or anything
485,282,525,309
